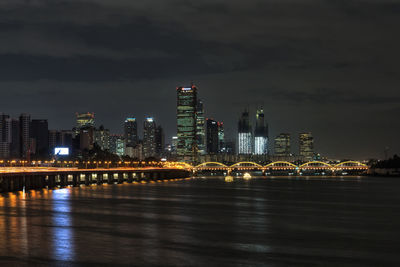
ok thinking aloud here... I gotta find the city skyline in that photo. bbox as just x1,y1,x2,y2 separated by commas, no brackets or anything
0,1,399,159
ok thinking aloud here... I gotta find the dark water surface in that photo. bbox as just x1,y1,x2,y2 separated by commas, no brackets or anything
0,177,399,266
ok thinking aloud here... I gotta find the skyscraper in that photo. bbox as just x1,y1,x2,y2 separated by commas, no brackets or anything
218,122,225,153
177,85,197,162
143,117,156,158
299,132,314,160
238,110,252,154
124,118,138,148
30,119,49,158
19,113,31,159
94,125,110,151
10,119,20,158
79,127,94,151
196,99,206,155
206,118,219,154
0,114,11,158
49,130,62,154
274,133,291,156
76,112,95,130
109,134,125,156
155,125,165,158
254,107,268,155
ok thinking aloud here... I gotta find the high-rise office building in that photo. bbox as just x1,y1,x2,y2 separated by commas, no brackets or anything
299,132,314,160
109,134,125,156
155,125,165,158
218,122,225,153
76,112,95,130
0,114,11,158
10,119,20,158
19,113,31,158
274,133,291,156
177,85,197,162
196,99,206,155
254,107,268,155
206,118,219,154
30,119,49,158
143,117,156,158
238,110,252,154
94,126,110,151
171,136,178,155
124,118,138,148
80,127,94,151
49,130,62,153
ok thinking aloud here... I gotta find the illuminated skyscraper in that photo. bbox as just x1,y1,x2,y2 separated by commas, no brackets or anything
206,118,219,154
76,112,95,130
238,110,252,154
196,99,206,155
19,113,31,158
177,85,197,162
299,132,314,160
94,125,110,151
109,134,125,156
254,107,268,155
274,133,291,156
124,117,138,148
155,125,165,158
143,117,156,158
218,122,225,153
0,114,11,158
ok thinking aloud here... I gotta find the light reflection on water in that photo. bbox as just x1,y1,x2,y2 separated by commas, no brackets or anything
0,177,398,265
51,188,74,261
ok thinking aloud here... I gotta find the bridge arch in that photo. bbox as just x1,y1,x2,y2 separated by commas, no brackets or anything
333,161,368,169
264,161,298,168
230,162,263,168
299,161,333,169
194,162,228,169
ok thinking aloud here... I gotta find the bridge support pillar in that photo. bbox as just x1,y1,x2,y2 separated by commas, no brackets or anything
48,175,56,188
72,174,79,187
97,173,103,185
108,173,114,184
60,174,67,187
85,173,91,186
117,173,124,184
127,172,133,183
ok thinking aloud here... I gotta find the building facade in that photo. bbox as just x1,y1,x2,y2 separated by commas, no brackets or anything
218,122,225,153
94,126,110,151
206,118,219,154
299,132,314,160
0,114,11,158
143,117,156,158
238,110,252,154
254,107,268,155
177,85,197,162
30,119,49,158
76,112,95,130
274,133,291,156
124,118,138,148
109,134,125,156
155,125,165,158
196,99,206,155
19,113,31,159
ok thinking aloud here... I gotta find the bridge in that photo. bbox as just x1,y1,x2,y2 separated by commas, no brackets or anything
0,167,191,193
188,161,369,175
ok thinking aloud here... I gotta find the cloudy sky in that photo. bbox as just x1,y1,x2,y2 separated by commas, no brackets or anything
0,0,399,159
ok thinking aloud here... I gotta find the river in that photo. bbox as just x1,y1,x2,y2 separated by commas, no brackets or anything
0,176,399,266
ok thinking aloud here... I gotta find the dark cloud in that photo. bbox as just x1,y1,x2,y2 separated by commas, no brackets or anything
0,0,399,159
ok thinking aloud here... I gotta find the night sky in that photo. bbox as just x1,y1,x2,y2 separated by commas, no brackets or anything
0,0,399,160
